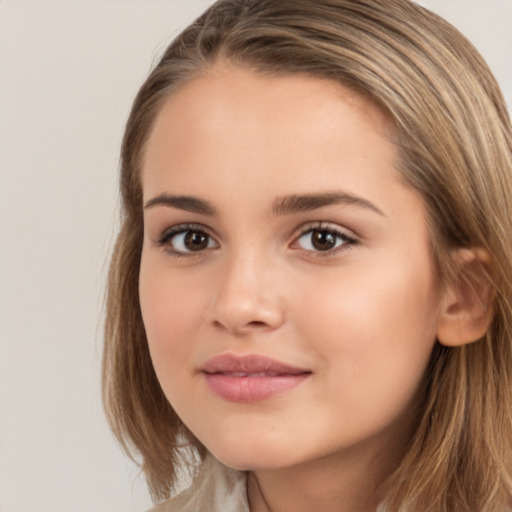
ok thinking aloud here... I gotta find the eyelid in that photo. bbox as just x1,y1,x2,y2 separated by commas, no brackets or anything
293,221,358,239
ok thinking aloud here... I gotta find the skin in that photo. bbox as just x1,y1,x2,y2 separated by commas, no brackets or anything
139,62,447,512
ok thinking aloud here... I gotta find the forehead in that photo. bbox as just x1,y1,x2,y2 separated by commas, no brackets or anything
141,62,397,187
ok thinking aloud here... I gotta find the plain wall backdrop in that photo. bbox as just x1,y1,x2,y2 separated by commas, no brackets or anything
0,1,510,511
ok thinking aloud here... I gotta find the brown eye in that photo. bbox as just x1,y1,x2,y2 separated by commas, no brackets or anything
184,230,210,251
295,227,356,253
159,227,218,254
310,230,337,251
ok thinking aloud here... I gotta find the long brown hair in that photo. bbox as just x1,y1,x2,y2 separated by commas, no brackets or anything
102,0,512,509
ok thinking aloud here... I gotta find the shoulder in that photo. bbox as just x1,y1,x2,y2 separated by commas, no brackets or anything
146,454,249,512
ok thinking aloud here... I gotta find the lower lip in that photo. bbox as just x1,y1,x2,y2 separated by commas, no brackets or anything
203,373,310,402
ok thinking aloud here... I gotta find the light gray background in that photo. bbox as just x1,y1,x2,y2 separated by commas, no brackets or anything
0,1,510,511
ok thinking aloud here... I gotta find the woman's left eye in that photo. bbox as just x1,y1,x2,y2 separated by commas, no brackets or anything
293,226,357,253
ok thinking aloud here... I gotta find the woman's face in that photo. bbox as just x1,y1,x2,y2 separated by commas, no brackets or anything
139,63,443,472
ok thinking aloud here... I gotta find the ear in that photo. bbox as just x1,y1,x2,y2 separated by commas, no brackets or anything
437,248,495,347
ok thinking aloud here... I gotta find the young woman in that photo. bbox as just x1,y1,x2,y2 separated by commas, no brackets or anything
102,1,512,510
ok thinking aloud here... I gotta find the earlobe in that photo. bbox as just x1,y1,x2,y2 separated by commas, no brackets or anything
436,248,495,347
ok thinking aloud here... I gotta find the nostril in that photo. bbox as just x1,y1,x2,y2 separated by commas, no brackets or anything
212,319,269,332
212,320,224,330
247,321,267,328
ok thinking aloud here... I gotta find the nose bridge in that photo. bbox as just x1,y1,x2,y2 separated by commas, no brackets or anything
209,243,284,333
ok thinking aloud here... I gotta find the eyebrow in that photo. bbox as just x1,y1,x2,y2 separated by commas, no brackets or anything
143,190,384,217
144,194,217,215
271,191,385,217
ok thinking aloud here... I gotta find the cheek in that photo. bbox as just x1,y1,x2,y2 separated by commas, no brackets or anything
292,255,441,386
138,258,206,371
297,265,439,438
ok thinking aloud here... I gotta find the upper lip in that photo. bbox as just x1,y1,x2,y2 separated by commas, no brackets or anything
201,354,311,376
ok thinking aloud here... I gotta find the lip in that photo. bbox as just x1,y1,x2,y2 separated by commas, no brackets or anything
200,354,311,403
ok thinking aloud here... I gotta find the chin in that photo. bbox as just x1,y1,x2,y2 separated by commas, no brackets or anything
205,435,303,472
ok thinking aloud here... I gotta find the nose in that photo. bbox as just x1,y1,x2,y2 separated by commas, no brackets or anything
207,251,285,335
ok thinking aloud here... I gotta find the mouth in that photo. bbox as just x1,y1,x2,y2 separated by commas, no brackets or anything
200,354,311,403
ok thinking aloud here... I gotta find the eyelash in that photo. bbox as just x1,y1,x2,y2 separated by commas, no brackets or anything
152,222,358,258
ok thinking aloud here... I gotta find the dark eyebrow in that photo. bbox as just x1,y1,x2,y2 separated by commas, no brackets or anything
144,194,217,216
271,191,385,217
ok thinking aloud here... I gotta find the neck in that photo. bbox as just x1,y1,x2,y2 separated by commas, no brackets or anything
247,430,407,512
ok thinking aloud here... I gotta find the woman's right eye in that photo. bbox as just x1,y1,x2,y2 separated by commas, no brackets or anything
156,226,218,255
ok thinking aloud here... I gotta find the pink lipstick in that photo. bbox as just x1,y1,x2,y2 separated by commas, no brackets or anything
201,354,311,403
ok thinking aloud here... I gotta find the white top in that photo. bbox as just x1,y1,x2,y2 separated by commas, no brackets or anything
148,455,250,512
